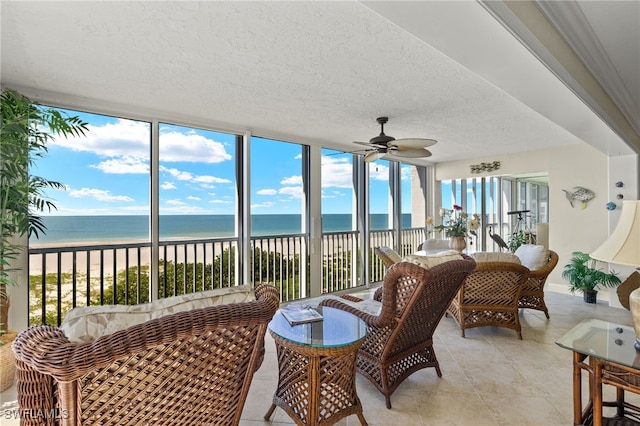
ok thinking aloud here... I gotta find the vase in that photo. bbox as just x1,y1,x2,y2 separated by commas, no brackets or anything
0,329,17,392
448,237,466,252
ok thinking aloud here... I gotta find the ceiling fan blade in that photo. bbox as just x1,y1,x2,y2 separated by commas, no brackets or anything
389,148,432,158
353,141,375,147
364,150,387,162
391,138,438,149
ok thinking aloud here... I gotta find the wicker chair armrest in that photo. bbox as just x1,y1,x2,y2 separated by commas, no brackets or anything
319,297,386,327
14,284,280,382
340,294,364,303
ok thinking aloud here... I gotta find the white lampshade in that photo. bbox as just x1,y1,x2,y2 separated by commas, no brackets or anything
591,200,640,267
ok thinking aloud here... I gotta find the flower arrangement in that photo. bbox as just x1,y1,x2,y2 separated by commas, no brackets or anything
434,205,480,238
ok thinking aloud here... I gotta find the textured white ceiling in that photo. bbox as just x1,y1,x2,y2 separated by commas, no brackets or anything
0,1,636,165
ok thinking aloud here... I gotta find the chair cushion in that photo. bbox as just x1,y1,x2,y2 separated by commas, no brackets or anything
402,250,464,269
471,252,521,264
514,244,550,270
60,285,254,343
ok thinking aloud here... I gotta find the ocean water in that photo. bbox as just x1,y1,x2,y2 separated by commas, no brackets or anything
30,214,413,244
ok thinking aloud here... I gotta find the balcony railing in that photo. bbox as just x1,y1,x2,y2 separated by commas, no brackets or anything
28,227,427,326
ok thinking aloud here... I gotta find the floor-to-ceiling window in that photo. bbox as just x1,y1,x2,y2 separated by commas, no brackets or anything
157,123,238,297
28,109,151,324
250,136,307,301
320,149,359,292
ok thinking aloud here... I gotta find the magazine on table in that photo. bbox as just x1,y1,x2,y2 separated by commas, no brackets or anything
280,305,323,325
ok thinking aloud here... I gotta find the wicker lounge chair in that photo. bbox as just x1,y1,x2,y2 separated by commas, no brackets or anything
320,255,476,409
12,284,280,426
374,246,402,268
447,261,530,339
517,250,559,318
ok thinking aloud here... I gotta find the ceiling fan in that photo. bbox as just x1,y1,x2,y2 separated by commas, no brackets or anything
354,117,437,162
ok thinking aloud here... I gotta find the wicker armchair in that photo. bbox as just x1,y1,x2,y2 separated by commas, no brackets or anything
518,250,558,318
12,284,280,426
447,262,530,339
374,246,402,268
320,256,476,409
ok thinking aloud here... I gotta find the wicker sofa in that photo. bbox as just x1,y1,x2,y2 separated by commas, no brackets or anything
12,284,280,426
320,253,476,409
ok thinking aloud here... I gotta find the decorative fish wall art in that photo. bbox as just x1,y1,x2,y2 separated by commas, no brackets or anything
563,187,595,209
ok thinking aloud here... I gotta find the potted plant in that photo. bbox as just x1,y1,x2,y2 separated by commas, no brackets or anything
1,88,87,390
508,230,527,252
561,251,622,303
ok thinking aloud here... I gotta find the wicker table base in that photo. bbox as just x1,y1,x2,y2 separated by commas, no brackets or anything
264,328,368,426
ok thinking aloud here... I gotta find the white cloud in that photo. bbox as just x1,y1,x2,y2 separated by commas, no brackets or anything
281,176,302,185
321,156,354,188
187,196,201,201
52,119,150,158
67,187,134,202
91,156,149,174
159,129,232,163
161,181,176,190
166,199,186,206
252,201,276,208
159,166,230,189
322,190,343,199
51,119,233,164
257,189,277,195
193,175,231,184
160,166,194,181
280,186,303,198
210,199,231,204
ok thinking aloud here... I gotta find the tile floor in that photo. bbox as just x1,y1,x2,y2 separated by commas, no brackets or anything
2,291,638,425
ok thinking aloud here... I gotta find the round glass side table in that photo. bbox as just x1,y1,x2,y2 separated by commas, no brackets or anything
264,306,369,426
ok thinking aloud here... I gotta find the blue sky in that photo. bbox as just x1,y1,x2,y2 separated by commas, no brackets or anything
35,109,414,216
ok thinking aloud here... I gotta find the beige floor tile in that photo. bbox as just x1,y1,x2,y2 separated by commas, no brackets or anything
4,291,640,425
413,391,497,425
480,394,569,425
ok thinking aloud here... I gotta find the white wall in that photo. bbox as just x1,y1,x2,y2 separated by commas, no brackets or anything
435,142,616,302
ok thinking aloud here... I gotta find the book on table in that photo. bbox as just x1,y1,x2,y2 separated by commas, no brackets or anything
280,305,323,325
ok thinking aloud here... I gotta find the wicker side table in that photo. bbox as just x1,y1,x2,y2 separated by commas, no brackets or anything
264,306,368,426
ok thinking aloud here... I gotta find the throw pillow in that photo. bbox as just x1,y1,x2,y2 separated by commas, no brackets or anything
514,244,550,270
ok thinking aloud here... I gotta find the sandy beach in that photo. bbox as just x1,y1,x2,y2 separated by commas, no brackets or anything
28,233,408,278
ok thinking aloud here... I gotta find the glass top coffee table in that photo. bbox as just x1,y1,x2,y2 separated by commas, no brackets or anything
556,319,640,425
264,305,369,425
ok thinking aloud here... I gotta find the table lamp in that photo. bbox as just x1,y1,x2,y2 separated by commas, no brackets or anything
591,200,640,349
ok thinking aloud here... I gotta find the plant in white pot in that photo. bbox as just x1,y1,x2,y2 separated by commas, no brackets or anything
0,88,87,390
561,251,622,303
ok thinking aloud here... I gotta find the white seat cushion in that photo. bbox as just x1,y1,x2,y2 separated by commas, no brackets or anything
60,285,254,343
471,252,521,264
402,250,464,269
